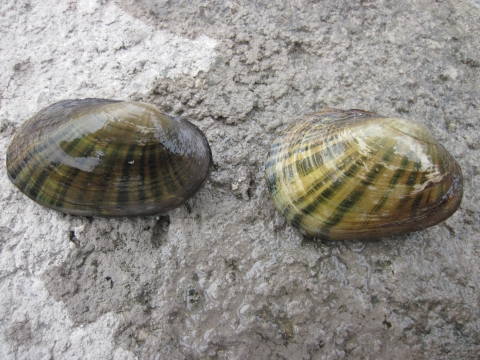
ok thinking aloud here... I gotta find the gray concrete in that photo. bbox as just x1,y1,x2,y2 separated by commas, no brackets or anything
1,0,479,358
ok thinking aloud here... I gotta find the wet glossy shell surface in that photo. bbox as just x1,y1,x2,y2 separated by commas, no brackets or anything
265,109,463,240
6,99,213,217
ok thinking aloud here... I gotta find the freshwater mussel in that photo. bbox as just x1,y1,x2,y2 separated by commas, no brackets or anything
265,109,463,240
6,99,213,217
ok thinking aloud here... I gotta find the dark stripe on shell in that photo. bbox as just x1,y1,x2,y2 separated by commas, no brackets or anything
44,130,99,207
117,141,139,207
288,157,365,228
323,162,386,229
288,136,390,231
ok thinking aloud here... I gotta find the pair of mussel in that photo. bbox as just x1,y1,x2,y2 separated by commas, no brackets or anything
6,100,463,240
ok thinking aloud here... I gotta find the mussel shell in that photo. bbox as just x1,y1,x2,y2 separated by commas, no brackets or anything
265,109,463,240
6,99,213,217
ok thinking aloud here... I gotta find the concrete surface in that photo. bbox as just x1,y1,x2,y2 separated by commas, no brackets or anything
1,0,479,358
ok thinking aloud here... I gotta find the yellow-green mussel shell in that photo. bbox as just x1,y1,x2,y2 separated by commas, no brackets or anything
6,99,213,217
265,109,463,240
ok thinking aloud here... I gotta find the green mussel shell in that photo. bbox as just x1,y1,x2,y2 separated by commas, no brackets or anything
6,99,213,217
265,109,463,240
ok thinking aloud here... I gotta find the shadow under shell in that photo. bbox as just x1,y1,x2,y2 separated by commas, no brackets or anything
6,99,213,217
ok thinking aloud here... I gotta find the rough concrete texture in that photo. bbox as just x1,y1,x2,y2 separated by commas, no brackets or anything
1,0,479,358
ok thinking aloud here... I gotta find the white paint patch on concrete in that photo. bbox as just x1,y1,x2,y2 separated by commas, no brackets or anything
0,0,218,124
0,274,135,360
467,0,480,10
